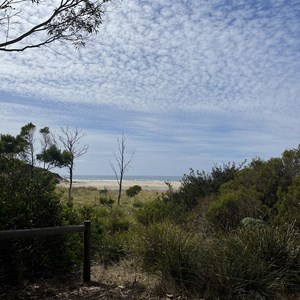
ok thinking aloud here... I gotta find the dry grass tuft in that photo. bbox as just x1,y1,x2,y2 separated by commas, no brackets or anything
92,259,158,290
56,186,162,208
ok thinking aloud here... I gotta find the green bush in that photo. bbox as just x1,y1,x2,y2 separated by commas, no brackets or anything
80,205,132,265
205,187,262,231
98,188,115,208
70,203,132,265
132,198,144,208
275,177,300,228
98,231,130,265
168,163,239,211
135,199,186,226
0,158,82,285
99,197,115,207
104,207,131,234
126,185,142,198
0,158,62,230
185,195,215,233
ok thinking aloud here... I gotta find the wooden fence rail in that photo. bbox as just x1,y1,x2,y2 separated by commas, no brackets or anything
0,220,91,282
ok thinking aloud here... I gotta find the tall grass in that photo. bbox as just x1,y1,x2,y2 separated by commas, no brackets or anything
129,222,213,296
129,222,300,299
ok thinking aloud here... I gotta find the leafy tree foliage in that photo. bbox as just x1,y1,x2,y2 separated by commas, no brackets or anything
0,133,25,158
38,127,62,170
0,0,111,52
0,123,88,203
18,122,37,175
0,158,62,230
36,144,66,169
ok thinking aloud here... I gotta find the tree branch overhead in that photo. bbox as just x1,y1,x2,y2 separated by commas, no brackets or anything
0,0,111,51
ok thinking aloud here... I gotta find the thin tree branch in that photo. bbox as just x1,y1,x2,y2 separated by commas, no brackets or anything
0,0,110,51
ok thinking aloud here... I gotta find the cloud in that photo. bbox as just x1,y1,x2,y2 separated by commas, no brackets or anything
1,0,299,113
0,0,299,175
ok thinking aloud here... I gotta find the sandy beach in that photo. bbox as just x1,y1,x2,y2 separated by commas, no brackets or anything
59,180,181,190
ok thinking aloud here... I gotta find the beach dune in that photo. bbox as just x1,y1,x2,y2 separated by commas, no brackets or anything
59,179,181,190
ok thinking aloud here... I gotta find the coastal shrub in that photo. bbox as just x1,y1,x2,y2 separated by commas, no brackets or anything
99,188,115,208
222,154,300,222
135,199,186,226
73,204,105,260
275,177,300,228
99,197,115,207
129,222,212,295
126,185,142,198
92,206,132,265
0,158,62,230
168,163,239,211
103,207,132,234
0,157,83,286
69,202,132,265
98,231,130,265
205,187,262,231
185,195,216,234
132,198,144,208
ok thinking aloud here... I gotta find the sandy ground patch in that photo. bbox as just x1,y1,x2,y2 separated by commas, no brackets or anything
59,180,181,190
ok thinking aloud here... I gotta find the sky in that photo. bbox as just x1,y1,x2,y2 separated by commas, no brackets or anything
0,0,300,176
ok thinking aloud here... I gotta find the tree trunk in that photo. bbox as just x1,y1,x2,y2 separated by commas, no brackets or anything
117,173,123,205
68,166,73,204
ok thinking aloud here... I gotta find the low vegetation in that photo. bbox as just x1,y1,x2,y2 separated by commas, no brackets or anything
126,185,142,198
1,125,300,299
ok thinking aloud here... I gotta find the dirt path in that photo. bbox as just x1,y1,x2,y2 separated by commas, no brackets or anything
1,280,186,300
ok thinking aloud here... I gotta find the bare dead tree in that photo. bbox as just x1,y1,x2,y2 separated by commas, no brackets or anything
0,0,111,52
110,133,134,205
59,126,88,203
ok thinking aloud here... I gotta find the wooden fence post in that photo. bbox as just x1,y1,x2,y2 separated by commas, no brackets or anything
0,222,92,283
83,220,91,283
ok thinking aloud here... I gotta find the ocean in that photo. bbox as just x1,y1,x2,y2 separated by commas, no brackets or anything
67,175,182,182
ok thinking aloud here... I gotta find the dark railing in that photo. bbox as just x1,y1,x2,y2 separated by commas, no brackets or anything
0,220,91,282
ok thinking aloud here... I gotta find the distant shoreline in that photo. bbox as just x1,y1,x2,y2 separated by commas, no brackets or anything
58,179,181,191
60,175,182,182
